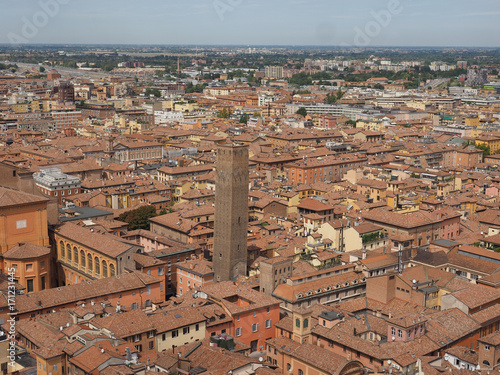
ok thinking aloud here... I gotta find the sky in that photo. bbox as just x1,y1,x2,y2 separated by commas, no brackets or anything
0,0,499,47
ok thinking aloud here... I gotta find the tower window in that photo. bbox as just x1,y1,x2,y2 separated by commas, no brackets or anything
219,253,222,260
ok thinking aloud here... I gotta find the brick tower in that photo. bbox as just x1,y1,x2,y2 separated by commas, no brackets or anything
213,144,249,282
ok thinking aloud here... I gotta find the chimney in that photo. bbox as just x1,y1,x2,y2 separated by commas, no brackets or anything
362,250,366,260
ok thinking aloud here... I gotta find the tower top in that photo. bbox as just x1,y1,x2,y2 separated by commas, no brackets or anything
218,142,247,149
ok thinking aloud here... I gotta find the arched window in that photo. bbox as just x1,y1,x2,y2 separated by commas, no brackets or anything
296,318,301,328
80,251,85,267
87,254,93,271
303,319,309,328
298,370,303,375
110,263,116,277
483,360,490,366
95,257,100,275
59,241,64,258
67,244,72,261
102,260,108,278
73,247,78,264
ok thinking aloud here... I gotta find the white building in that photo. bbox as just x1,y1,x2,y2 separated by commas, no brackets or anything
258,92,279,107
33,168,81,203
154,110,185,125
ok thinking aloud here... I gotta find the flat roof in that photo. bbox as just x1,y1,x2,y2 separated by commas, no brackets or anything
59,206,112,222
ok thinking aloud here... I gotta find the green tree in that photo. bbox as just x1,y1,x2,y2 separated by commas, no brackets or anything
346,119,357,126
186,83,207,93
145,87,161,98
117,206,157,231
373,83,384,90
239,114,249,124
336,89,344,101
289,72,312,86
217,108,232,118
102,64,115,72
476,144,491,156
326,93,337,104
39,66,45,73
296,107,308,117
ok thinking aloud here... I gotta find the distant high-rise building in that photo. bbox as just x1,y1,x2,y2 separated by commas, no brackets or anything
56,81,75,102
213,144,249,282
466,68,488,87
265,66,283,79
457,61,468,69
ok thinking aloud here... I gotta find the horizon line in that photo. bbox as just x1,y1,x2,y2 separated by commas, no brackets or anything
1,43,500,49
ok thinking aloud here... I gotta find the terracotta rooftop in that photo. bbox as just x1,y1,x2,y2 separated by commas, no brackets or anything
200,282,281,315
5,271,161,314
3,242,50,259
176,258,214,276
149,306,206,333
448,284,500,310
0,186,48,207
267,336,361,374
273,270,364,302
56,221,139,258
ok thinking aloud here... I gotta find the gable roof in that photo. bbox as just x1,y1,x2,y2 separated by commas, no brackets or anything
0,186,48,207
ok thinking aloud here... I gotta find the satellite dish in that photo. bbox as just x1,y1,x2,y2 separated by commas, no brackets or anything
259,357,264,362
392,336,395,341
444,354,450,361
388,360,392,365
412,279,417,284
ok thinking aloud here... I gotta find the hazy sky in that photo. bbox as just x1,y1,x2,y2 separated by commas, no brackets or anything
1,0,499,47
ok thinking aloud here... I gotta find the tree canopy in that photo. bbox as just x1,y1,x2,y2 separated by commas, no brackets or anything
296,107,308,117
239,114,249,124
145,87,162,97
117,206,157,231
217,108,232,118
